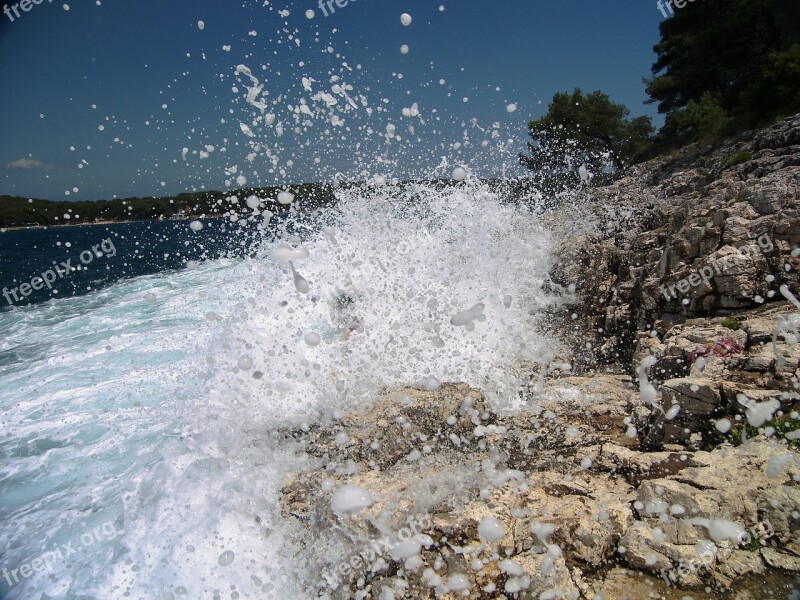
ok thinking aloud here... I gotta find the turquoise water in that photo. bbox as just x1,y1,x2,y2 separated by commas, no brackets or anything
0,259,309,598
0,183,558,598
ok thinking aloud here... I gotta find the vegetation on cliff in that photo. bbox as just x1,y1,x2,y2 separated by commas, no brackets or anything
521,0,800,185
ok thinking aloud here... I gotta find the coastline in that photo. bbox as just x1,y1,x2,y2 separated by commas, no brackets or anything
280,114,800,598
0,216,202,233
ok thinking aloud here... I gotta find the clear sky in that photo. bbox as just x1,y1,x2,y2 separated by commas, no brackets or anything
0,0,666,201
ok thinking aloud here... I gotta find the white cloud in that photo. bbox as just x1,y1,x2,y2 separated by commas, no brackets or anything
6,158,54,170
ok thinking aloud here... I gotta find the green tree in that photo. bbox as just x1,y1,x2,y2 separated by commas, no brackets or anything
658,92,731,144
519,89,654,195
738,44,800,121
646,0,800,145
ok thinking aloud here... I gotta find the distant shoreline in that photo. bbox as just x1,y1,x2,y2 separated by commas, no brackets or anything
0,183,338,231
0,216,198,233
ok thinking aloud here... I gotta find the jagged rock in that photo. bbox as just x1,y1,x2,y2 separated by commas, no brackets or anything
595,567,668,599
533,374,640,448
635,478,722,520
614,439,800,589
663,377,721,413
762,547,800,571
650,377,722,445
619,521,703,583
592,443,695,486
280,368,800,598
516,471,634,567
277,116,800,598
632,303,800,449
711,549,766,588
552,113,800,372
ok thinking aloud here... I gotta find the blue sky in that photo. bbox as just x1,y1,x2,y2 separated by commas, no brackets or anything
0,0,666,200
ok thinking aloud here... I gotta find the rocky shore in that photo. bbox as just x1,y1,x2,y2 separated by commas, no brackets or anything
278,114,800,598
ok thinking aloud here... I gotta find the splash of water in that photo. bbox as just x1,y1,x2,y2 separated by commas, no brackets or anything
209,177,564,423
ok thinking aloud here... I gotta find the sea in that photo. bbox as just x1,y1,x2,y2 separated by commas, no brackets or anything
0,182,560,598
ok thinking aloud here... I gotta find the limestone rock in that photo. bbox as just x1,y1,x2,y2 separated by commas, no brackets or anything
762,547,800,571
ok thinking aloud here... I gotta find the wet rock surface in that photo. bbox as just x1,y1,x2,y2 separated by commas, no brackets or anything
279,381,800,598
278,116,800,598
551,113,800,374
